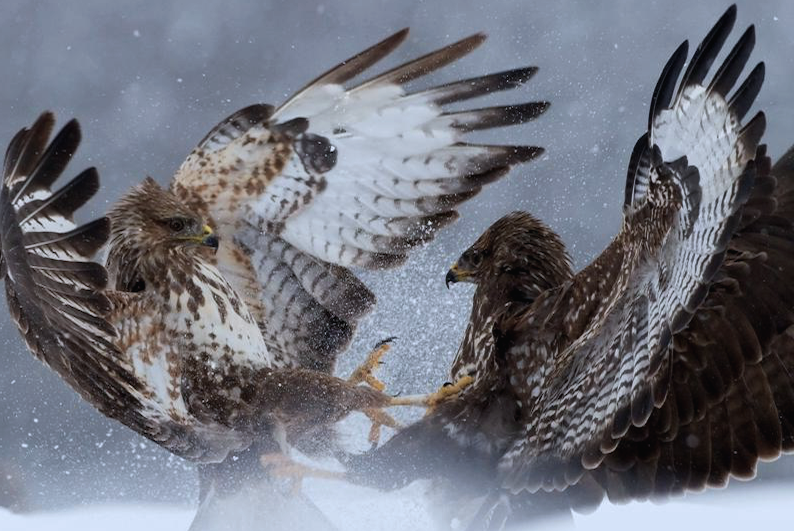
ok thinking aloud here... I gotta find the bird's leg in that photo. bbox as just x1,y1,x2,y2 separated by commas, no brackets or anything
260,453,345,495
348,338,405,444
389,375,474,412
363,407,399,445
348,337,396,391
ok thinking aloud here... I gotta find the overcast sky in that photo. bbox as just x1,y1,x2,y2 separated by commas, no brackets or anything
1,0,793,511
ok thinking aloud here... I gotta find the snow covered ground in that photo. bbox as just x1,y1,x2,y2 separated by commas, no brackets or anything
1,480,791,531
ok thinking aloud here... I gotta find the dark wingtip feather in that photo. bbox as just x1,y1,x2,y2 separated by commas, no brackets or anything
739,111,766,153
70,217,111,257
4,112,57,183
445,101,550,132
357,32,488,89
648,41,689,133
728,62,764,121
6,118,82,205
506,145,545,165
423,66,540,106
323,28,410,85
51,167,101,219
22,119,81,195
678,4,737,90
278,29,411,112
708,25,755,98
625,134,650,209
465,166,510,186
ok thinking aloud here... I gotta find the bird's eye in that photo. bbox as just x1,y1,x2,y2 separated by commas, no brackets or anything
168,218,186,232
469,251,483,267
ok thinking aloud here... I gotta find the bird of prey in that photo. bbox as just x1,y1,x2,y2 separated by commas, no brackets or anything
345,5,794,529
0,28,546,523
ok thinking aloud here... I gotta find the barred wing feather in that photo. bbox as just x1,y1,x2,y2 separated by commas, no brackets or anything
0,114,245,462
172,30,547,370
499,5,766,493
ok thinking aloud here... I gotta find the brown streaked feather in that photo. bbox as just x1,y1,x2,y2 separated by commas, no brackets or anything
580,142,794,501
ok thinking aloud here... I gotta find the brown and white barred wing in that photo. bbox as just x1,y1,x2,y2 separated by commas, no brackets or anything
172,30,548,370
0,113,119,390
592,146,794,499
233,228,376,372
499,6,765,493
0,114,247,463
271,31,546,269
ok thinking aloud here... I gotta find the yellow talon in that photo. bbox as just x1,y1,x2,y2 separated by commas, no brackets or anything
389,375,474,411
349,338,394,391
260,453,345,495
428,375,474,408
363,407,400,444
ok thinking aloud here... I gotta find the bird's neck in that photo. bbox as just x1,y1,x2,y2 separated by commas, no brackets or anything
107,240,206,295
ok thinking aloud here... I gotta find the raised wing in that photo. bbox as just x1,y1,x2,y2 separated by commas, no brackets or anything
270,32,545,269
587,144,794,502
1,112,121,398
498,5,767,493
0,113,244,462
172,30,547,371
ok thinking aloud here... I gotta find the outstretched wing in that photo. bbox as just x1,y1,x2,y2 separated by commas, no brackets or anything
499,6,767,492
0,113,122,398
172,30,547,371
0,113,246,462
588,144,794,502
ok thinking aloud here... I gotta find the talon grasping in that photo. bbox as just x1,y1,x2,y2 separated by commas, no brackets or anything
389,375,474,411
427,375,475,408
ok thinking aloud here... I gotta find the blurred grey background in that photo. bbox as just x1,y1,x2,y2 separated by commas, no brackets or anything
1,0,793,512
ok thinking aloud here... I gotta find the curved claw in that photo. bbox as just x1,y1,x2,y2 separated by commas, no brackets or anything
374,336,398,349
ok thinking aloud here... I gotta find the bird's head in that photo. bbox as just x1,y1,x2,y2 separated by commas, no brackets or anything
107,177,218,292
109,177,218,254
446,211,573,299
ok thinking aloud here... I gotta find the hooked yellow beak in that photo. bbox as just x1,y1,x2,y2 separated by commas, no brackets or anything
199,225,219,250
445,263,471,289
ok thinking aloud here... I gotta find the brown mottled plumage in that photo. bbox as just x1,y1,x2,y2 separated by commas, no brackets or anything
1,27,549,525
102,178,391,462
446,212,573,388
347,7,793,531
0,121,391,464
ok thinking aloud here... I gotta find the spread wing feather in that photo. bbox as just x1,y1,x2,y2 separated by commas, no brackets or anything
588,145,794,501
1,113,247,462
1,113,116,372
499,5,768,493
236,229,375,372
172,30,546,370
